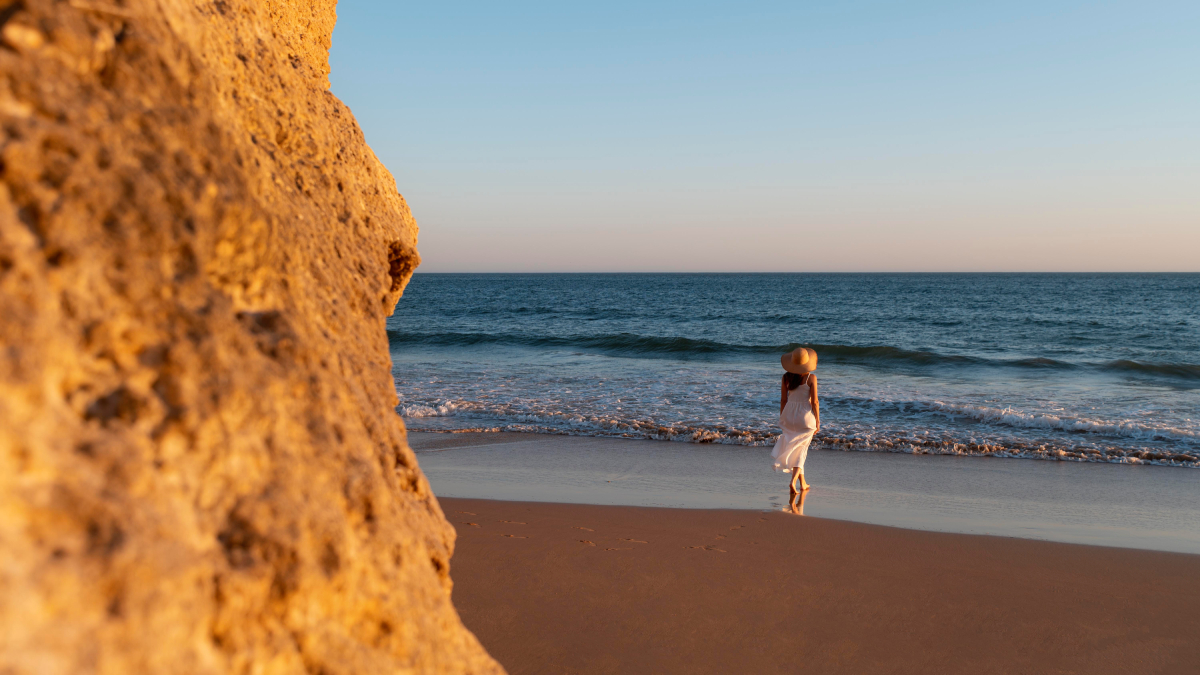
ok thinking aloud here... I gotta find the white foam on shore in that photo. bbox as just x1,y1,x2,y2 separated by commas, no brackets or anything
922,400,1198,442
398,399,1200,468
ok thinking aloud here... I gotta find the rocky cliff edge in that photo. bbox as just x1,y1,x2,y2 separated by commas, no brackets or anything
0,0,501,672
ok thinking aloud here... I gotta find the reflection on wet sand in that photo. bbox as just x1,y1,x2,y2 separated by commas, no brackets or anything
787,489,809,515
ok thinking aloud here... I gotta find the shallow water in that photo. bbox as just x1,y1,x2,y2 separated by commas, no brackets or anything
412,432,1200,554
391,273,1200,468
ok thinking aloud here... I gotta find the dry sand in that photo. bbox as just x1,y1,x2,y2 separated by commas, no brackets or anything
443,496,1200,675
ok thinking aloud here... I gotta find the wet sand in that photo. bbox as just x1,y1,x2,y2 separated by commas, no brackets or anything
443,497,1200,674
414,432,1200,553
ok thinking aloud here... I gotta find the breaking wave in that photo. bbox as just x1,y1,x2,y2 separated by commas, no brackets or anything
1102,359,1200,380
388,330,1199,381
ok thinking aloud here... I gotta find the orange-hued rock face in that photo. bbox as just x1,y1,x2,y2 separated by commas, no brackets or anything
0,1,501,673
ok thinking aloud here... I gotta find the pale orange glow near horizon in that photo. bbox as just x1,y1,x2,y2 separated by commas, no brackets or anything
404,177,1200,272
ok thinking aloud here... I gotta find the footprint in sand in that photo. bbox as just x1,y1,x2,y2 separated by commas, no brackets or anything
500,520,527,524
458,511,477,516
685,545,727,553
461,522,481,528
579,540,596,546
574,527,594,532
730,526,744,530
618,538,647,544
501,534,527,539
604,547,632,551
715,535,727,540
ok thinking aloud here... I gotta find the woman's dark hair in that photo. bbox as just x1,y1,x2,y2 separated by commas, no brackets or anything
783,372,808,390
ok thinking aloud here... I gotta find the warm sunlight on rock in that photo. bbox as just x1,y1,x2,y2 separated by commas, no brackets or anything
0,0,497,672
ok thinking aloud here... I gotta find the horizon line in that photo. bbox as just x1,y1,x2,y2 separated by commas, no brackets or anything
411,270,1200,275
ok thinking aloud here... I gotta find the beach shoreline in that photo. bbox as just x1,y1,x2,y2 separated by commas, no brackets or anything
412,431,1200,554
393,274,1200,471
443,496,1200,674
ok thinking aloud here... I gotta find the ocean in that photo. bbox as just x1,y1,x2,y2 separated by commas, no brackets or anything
389,273,1200,469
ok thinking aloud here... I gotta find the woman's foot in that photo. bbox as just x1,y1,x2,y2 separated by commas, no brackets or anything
799,482,811,491
789,483,799,496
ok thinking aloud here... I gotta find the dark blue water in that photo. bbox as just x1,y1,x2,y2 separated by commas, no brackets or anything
388,274,1200,467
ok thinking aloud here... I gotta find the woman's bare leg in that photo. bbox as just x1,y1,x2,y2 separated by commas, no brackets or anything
789,468,802,494
798,471,811,491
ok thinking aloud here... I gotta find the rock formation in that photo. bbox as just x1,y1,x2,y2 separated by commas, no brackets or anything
0,0,501,672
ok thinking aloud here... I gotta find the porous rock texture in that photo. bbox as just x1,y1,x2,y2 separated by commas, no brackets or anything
0,1,501,673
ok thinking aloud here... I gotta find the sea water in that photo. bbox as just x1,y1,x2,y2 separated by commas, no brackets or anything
389,273,1199,468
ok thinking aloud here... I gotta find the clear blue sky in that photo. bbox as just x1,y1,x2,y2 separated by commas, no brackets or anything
330,1,1199,272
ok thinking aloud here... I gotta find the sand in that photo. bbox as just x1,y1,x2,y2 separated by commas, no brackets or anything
413,432,1200,553
443,496,1200,675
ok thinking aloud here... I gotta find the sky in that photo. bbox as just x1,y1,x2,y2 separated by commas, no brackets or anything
330,1,1199,272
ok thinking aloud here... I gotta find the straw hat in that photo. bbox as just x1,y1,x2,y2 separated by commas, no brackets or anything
781,347,818,374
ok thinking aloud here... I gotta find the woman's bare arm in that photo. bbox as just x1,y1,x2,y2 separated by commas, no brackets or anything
780,375,788,414
809,376,820,431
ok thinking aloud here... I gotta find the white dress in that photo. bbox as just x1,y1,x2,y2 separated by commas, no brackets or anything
771,377,817,473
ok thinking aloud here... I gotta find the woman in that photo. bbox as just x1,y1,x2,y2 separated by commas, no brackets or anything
771,347,820,494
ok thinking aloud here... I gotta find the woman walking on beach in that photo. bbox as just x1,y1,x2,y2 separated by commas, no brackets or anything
772,347,820,494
